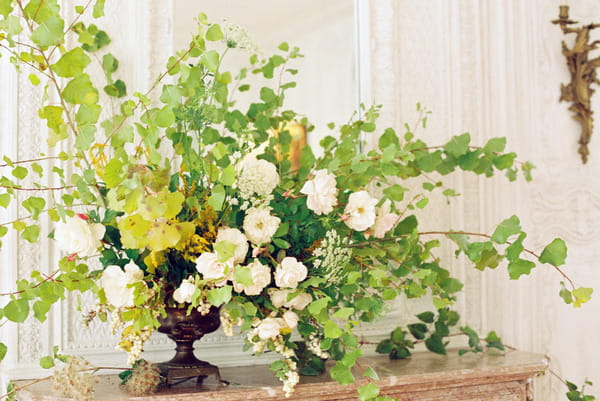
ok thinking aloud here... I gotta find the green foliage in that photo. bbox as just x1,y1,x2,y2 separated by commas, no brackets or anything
566,380,596,401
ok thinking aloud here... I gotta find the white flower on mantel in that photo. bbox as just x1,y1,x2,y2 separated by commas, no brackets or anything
243,207,280,245
236,156,279,199
300,169,338,215
54,214,105,257
343,190,378,232
369,199,400,239
101,262,143,308
173,278,196,304
233,259,271,296
196,252,233,287
215,226,249,264
256,317,283,340
274,257,308,289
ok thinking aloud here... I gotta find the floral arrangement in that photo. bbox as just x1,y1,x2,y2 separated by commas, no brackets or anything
0,1,593,400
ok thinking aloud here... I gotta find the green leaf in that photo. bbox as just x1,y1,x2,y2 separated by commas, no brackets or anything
424,333,446,355
324,321,343,339
51,48,91,77
407,323,428,340
363,366,379,381
383,184,407,202
154,106,175,128
76,104,102,126
200,50,219,73
0,0,14,17
416,311,435,323
93,0,105,18
4,298,30,323
333,307,354,319
39,356,55,369
573,287,593,308
22,197,46,219
0,342,6,362
12,166,28,179
330,362,355,385
483,137,506,154
0,193,10,208
233,266,253,287
33,300,51,322
75,125,96,151
62,74,99,105
206,24,223,41
24,0,59,23
22,225,40,242
539,238,567,267
444,133,470,157
559,282,573,304
440,278,463,294
30,16,64,47
358,383,380,401
206,286,232,306
307,297,330,315
491,215,521,244
507,258,536,280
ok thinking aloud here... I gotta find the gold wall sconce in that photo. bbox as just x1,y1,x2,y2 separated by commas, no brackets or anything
553,5,600,164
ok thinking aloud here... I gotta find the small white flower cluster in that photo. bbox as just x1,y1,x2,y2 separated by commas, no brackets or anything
223,22,258,53
312,230,352,283
121,328,152,365
110,311,124,334
52,356,98,401
196,298,212,316
236,156,279,202
220,310,236,337
306,333,329,359
272,337,299,397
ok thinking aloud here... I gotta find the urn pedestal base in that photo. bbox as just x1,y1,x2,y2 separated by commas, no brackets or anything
156,306,228,387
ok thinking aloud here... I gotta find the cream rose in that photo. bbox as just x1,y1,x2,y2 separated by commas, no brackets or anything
274,257,308,289
196,252,233,287
300,169,338,215
370,200,400,239
268,289,312,310
173,278,197,304
256,317,283,340
233,259,271,296
343,190,378,231
237,156,279,199
243,207,280,245
101,263,143,308
282,310,299,330
54,215,105,257
215,227,249,264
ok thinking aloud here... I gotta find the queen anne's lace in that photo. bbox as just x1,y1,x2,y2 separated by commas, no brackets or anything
312,230,352,284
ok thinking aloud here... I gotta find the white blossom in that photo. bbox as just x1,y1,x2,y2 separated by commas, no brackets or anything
256,317,283,340
54,215,105,257
236,156,279,199
282,310,299,330
370,199,400,239
195,252,233,286
274,257,308,289
243,207,280,245
173,278,196,304
300,169,338,215
343,190,378,231
215,226,249,264
233,259,271,296
269,289,312,310
101,263,143,308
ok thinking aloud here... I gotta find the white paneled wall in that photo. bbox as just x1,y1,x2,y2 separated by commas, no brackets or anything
367,1,600,400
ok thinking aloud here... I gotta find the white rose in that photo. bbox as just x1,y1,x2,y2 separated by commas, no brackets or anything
124,261,144,282
233,259,271,296
300,169,338,215
243,207,280,245
274,257,308,289
101,264,142,308
196,252,233,287
54,215,105,257
237,156,279,199
173,278,196,304
343,190,378,231
268,289,312,310
371,200,400,239
287,292,312,310
256,317,284,340
216,227,249,264
282,310,299,330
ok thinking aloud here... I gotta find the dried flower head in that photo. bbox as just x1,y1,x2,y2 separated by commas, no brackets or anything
121,360,161,395
52,356,98,401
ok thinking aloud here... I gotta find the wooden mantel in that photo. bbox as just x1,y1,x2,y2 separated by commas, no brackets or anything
17,350,547,401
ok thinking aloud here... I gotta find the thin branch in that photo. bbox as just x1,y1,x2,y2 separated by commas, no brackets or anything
0,156,64,168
